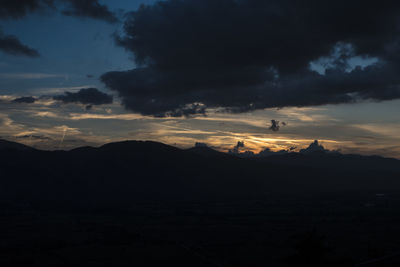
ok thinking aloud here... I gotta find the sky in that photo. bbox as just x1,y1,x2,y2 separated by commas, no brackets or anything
0,0,400,158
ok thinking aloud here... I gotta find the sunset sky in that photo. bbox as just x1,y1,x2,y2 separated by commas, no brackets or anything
1,0,400,158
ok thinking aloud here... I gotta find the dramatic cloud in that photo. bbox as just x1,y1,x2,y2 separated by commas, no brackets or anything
101,0,400,117
53,88,113,106
0,29,39,57
61,0,118,23
13,96,36,103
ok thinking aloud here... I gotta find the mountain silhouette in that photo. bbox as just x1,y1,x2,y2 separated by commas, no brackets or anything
186,145,233,159
0,139,399,208
0,139,36,151
1,139,400,266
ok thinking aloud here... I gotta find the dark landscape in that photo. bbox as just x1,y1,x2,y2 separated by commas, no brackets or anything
1,139,400,266
2,0,400,266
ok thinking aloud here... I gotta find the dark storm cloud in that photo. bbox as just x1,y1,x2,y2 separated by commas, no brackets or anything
61,0,118,23
0,29,39,57
101,0,400,117
13,96,36,103
54,88,113,105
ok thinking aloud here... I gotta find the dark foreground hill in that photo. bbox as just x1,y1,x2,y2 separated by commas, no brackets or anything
2,139,400,266
1,139,399,207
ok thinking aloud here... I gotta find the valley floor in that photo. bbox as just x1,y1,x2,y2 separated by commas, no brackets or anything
1,192,400,266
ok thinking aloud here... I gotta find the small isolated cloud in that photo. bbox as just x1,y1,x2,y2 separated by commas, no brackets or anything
0,29,39,57
13,96,36,104
269,120,287,132
269,120,280,132
54,88,113,106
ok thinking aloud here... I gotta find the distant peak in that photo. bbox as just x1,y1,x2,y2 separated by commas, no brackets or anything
299,140,335,155
0,139,35,151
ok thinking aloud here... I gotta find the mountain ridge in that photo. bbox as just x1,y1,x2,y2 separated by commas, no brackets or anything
1,139,399,174
1,138,398,161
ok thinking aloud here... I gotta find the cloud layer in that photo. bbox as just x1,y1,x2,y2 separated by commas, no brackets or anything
101,0,400,116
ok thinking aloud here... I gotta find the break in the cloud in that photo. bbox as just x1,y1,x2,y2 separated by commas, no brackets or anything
101,0,400,117
53,88,113,106
0,29,39,57
0,0,117,57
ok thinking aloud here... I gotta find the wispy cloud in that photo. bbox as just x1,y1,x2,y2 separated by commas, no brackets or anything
34,111,61,119
32,85,98,95
1,95,399,158
68,113,147,121
0,73,66,80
